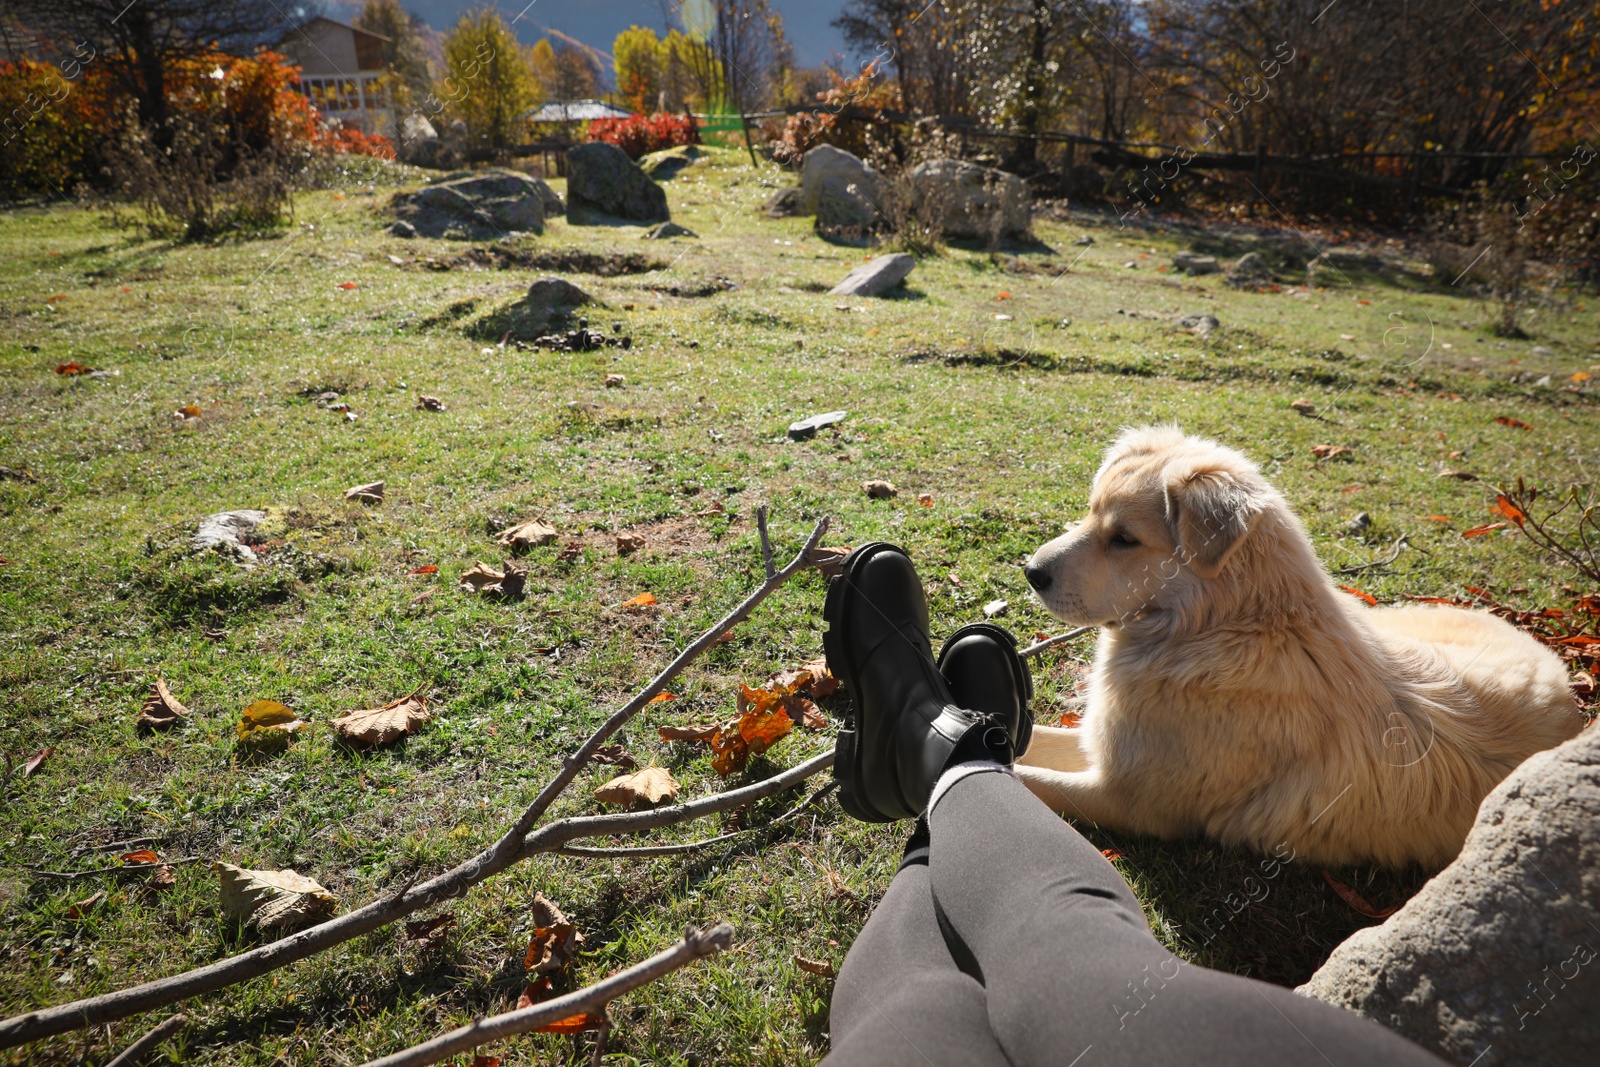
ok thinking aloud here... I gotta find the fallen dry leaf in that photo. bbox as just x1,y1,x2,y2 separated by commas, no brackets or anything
862,479,897,499
235,700,305,752
1494,416,1533,431
344,481,385,504
558,541,583,561
1311,444,1351,459
54,361,90,375
1320,869,1398,919
1424,515,1452,522
620,591,657,609
793,955,836,977
983,599,1009,618
67,891,105,919
1290,398,1316,415
1339,585,1378,607
215,862,338,931
1462,522,1508,539
138,678,189,730
595,766,680,805
766,657,839,699
173,404,203,420
404,914,457,943
408,564,439,576
1059,711,1082,728
591,744,636,770
496,519,557,549
121,849,161,866
331,687,430,745
145,865,177,892
337,281,359,290
1100,848,1125,861
616,532,647,554
415,395,445,412
524,893,586,974
1489,495,1527,526
459,560,526,597
659,723,721,742
24,746,54,777
804,546,851,577
917,493,934,507
604,373,626,388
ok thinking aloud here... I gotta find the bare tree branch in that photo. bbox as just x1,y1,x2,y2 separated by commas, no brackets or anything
1019,626,1095,658
104,1013,186,1067
551,780,837,858
0,517,832,1051
359,924,735,1067
756,505,776,579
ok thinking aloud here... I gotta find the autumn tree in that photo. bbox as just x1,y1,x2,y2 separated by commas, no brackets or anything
441,7,535,148
614,25,664,112
354,0,434,109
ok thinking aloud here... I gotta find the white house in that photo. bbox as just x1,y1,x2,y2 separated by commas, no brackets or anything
275,17,395,137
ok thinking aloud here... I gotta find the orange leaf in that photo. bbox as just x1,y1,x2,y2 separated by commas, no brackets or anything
1320,869,1397,918
996,292,1012,300
1356,299,1371,305
408,564,438,576
534,1013,607,1034
120,849,161,865
1489,495,1526,526
1100,848,1125,861
176,404,202,419
54,361,89,375
1462,522,1508,538
649,692,676,703
1494,416,1533,430
47,293,68,302
1338,585,1378,607
1059,711,1082,728
337,281,359,290
1424,515,1452,522
620,592,657,608
1571,371,1591,383
659,723,720,742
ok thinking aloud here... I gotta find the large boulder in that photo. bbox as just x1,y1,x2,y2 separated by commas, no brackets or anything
909,159,1030,240
394,169,552,238
800,145,882,229
566,142,670,223
638,144,707,180
1298,722,1600,1067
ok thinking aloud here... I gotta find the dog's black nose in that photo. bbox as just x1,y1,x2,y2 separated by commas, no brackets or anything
1024,563,1051,592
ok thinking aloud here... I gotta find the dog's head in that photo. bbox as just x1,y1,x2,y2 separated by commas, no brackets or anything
1024,426,1273,627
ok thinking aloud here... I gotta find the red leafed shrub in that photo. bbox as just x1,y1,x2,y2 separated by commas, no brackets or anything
586,112,700,160
770,64,900,165
325,125,396,160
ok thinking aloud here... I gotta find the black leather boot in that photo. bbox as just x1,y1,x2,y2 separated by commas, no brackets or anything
936,622,1034,759
824,543,1013,823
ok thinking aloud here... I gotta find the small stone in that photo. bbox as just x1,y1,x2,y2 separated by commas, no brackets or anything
1123,261,1137,268
1074,235,1095,246
983,599,1009,618
1531,345,1555,357
788,410,848,441
526,277,594,309
1172,251,1221,276
1343,512,1372,537
862,479,897,499
1290,398,1316,416
416,395,445,412
388,220,417,238
344,481,385,504
604,374,626,388
1178,312,1220,337
642,221,697,239
616,532,646,554
829,254,916,297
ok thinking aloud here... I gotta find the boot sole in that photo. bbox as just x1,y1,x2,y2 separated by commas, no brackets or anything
936,622,1035,755
823,541,906,823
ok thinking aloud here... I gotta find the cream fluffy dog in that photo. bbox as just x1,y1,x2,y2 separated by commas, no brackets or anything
1017,426,1584,868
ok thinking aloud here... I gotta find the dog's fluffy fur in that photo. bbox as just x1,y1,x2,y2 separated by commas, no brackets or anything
1018,426,1584,868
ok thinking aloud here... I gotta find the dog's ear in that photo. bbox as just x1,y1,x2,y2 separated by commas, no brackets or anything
1165,467,1260,578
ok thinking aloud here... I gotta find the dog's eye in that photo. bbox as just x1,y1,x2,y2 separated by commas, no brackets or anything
1110,530,1140,548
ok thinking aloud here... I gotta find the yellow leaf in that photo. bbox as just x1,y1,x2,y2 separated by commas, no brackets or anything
595,766,679,805
236,700,304,750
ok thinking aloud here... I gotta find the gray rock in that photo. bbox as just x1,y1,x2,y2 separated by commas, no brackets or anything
638,144,706,179
566,142,670,223
908,158,1031,240
801,145,882,229
1226,251,1273,288
1178,312,1219,337
828,253,915,297
642,221,697,240
1074,234,1095,246
388,220,417,238
526,277,594,308
1172,250,1221,275
1531,345,1555,358
394,169,549,238
1298,723,1600,1067
194,510,266,564
1342,511,1372,537
764,186,806,218
787,410,848,440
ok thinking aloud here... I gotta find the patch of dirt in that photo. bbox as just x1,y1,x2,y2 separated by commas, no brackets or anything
414,246,667,276
645,277,737,298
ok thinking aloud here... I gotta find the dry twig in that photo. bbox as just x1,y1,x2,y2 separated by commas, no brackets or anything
359,925,734,1067
104,1013,186,1067
1018,627,1095,658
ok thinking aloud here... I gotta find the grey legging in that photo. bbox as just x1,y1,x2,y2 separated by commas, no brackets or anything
824,771,1446,1066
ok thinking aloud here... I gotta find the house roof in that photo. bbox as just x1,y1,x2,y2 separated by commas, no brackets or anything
275,16,391,48
524,100,635,123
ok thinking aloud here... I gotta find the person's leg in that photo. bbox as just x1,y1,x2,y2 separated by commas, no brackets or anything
927,771,1447,1067
824,830,1011,1067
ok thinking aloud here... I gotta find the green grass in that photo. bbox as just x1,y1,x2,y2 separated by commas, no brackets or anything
1,148,1597,1066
